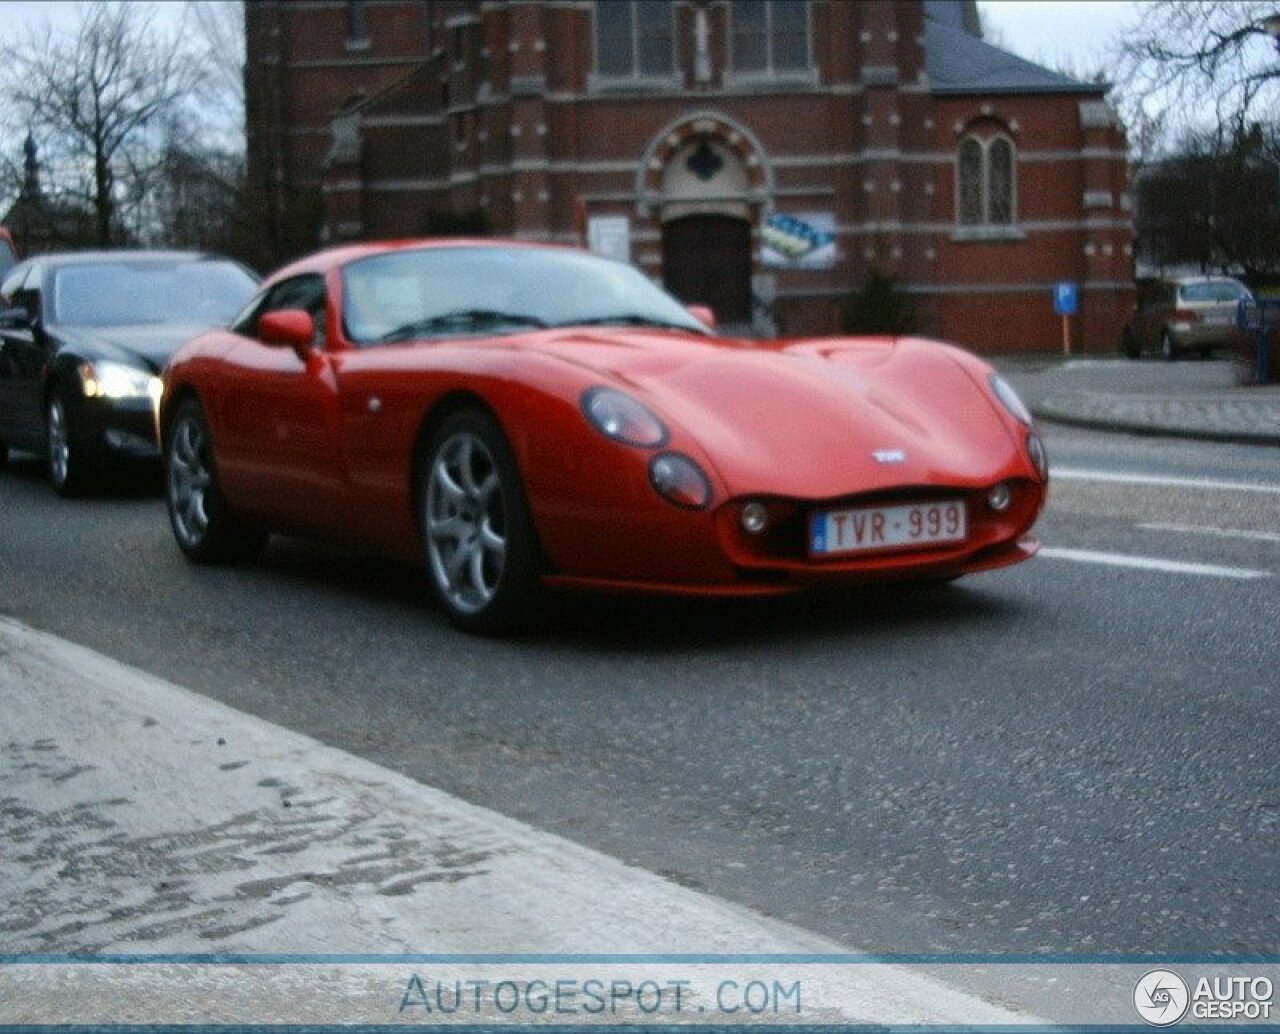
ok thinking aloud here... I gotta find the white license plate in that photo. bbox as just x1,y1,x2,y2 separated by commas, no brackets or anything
810,499,967,556
1205,310,1234,325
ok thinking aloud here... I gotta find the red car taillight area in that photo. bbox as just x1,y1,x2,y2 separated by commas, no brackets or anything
1172,309,1199,324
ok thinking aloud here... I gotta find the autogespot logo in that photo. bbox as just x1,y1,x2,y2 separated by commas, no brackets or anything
1134,970,1190,1026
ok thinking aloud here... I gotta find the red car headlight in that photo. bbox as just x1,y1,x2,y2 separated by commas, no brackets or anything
989,373,1033,426
581,387,668,448
649,452,712,510
1026,432,1049,480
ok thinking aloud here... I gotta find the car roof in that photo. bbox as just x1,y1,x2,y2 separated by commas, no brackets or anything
29,250,228,267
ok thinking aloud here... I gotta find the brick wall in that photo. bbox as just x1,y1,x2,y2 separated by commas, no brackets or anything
248,0,1134,353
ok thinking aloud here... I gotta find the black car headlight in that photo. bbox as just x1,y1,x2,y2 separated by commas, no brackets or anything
79,360,163,403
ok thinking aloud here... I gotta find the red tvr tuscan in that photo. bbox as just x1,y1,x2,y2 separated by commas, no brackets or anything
160,240,1048,633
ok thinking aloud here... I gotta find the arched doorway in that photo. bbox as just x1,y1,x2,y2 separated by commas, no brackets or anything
662,215,752,325
657,135,755,327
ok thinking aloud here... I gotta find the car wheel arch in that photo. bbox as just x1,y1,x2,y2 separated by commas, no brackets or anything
409,390,504,518
41,358,81,413
159,383,202,440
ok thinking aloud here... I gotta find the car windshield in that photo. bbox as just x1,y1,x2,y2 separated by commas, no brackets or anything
52,259,259,328
341,246,707,345
1180,281,1248,303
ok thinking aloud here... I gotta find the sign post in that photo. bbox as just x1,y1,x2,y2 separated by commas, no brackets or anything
1053,282,1078,356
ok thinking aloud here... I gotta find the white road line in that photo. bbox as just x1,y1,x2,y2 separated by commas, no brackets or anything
1139,522,1280,544
1053,468,1280,494
1039,547,1271,580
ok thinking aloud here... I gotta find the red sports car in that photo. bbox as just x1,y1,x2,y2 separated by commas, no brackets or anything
161,240,1047,633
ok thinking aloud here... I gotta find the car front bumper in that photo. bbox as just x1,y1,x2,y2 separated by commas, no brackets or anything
540,479,1047,597
78,397,161,460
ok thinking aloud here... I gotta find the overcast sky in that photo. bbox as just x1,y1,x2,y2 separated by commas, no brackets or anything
979,1,1145,75
4,0,1145,75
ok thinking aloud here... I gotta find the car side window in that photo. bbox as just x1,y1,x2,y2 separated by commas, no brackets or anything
235,274,328,347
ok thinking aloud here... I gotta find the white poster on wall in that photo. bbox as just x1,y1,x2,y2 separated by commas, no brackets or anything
587,215,631,262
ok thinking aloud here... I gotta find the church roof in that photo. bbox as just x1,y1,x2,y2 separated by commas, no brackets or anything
923,0,1107,96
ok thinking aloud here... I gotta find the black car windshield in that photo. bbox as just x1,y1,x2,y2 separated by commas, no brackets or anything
51,260,259,328
341,246,708,345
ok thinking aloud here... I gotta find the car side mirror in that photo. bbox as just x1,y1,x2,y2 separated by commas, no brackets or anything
258,309,315,359
686,304,717,330
0,306,32,330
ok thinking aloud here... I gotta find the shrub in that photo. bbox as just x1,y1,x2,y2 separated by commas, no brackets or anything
839,266,917,335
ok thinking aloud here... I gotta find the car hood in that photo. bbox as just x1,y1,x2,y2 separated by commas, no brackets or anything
524,329,1022,499
58,322,214,373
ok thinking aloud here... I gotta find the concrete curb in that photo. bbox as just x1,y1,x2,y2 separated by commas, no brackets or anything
1032,402,1280,448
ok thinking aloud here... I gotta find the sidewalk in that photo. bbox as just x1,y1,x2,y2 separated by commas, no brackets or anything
995,356,1280,447
0,615,1042,1026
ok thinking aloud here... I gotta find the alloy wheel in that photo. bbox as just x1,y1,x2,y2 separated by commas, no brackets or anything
167,414,212,548
425,431,507,615
47,396,70,487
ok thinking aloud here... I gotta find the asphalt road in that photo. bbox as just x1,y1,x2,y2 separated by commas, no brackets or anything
1,421,1277,957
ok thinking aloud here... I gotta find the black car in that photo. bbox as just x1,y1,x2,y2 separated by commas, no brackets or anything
0,251,258,494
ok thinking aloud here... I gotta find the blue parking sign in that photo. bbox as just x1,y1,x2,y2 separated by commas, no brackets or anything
1054,282,1078,316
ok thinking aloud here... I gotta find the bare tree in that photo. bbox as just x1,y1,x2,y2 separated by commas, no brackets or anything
1118,1,1280,141
1135,124,1280,283
0,2,205,245
184,0,247,145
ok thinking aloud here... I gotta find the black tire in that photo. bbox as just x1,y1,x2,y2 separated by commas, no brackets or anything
0,439,9,469
1121,328,1139,359
164,397,267,564
1161,329,1178,362
418,409,541,635
46,387,96,496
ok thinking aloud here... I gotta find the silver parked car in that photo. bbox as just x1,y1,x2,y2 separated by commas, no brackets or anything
1122,276,1252,360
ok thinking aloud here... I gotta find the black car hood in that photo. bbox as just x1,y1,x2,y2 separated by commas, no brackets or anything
57,322,215,373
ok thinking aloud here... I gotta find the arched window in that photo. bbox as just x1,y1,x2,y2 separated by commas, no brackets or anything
957,132,1017,227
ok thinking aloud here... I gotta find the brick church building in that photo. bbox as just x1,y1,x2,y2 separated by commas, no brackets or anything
246,0,1133,350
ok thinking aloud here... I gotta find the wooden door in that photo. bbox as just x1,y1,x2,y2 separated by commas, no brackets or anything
661,215,752,325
